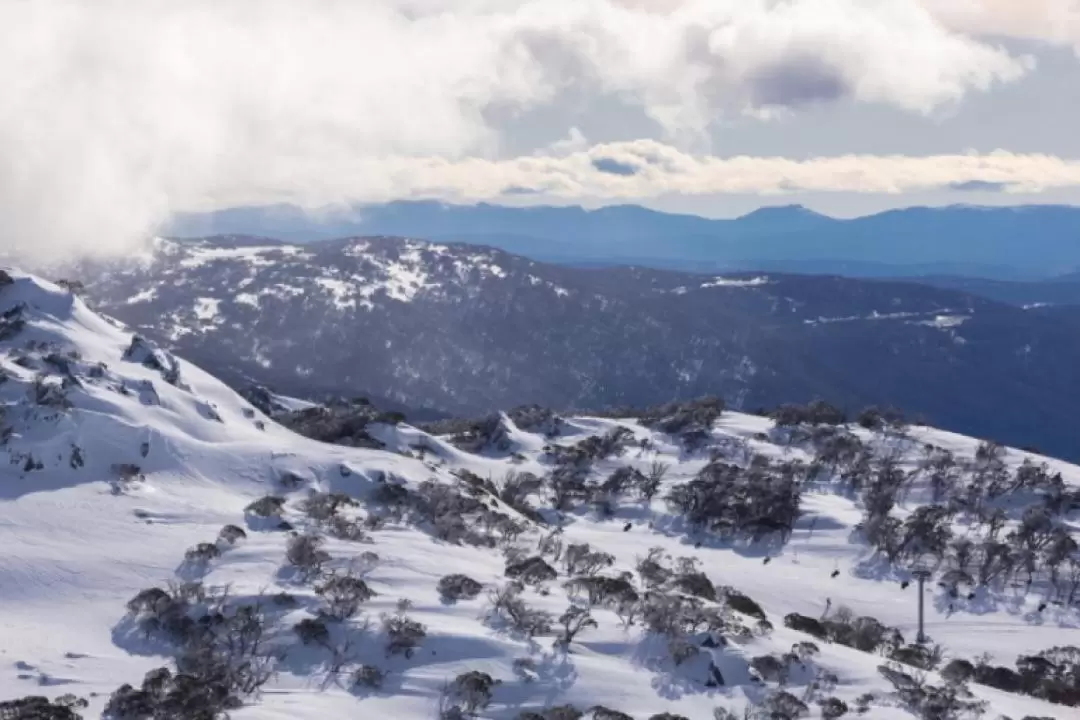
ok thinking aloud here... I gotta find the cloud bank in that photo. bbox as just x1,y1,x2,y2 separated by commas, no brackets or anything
285,141,1080,200
0,0,1048,260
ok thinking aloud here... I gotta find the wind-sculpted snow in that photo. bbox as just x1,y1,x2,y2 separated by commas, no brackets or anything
0,270,1077,719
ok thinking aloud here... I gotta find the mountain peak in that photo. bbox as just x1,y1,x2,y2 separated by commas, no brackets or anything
736,204,831,222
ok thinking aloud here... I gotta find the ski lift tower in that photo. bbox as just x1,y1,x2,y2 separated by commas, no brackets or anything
912,554,936,644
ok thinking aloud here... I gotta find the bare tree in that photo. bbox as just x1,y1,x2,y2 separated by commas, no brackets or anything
555,605,597,650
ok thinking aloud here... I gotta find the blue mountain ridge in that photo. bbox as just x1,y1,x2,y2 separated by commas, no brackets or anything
167,201,1080,280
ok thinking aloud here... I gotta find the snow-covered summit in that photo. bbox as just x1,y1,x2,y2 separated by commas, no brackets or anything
0,271,1077,719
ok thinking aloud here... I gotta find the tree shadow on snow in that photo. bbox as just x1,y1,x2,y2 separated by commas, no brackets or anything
629,633,715,702
499,650,579,714
110,615,175,660
647,514,787,560
851,552,910,584
931,583,1078,628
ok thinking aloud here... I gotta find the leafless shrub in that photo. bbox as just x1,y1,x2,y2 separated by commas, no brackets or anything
555,605,597,649
486,583,552,637
301,491,358,523
327,514,370,542
285,533,330,580
445,670,501,717
382,601,426,658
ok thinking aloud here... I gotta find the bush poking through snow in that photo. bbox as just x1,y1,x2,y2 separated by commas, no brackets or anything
293,617,330,646
672,570,717,601
758,690,809,719
783,613,828,640
106,664,246,720
639,396,725,435
504,405,563,436
940,659,975,685
111,463,144,486
315,573,376,620
445,414,513,453
878,662,988,719
245,495,286,518
324,513,370,542
639,462,668,501
301,491,358,524
444,671,500,717
751,655,787,684
382,602,427,658
184,542,221,564
890,643,943,671
564,574,639,609
725,590,767,621
563,543,615,577
665,458,799,543
110,583,278,719
505,556,558,585
126,587,172,618
285,533,330,580
438,574,484,603
0,694,87,720
588,707,634,720
351,664,385,691
555,605,597,649
218,524,247,545
272,592,298,607
963,644,1080,707
486,583,553,637
818,697,849,719
819,609,905,655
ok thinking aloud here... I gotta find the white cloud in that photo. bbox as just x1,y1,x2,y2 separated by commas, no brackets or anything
220,141,1080,201
0,1,1037,260
923,1,1080,51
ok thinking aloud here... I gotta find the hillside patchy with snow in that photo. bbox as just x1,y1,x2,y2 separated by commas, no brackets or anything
71,234,1080,462
1,269,1079,720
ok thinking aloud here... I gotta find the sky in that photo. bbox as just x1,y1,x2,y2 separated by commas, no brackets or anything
1,0,1080,259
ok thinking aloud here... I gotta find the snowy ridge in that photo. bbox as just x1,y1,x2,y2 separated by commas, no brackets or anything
140,236,512,315
0,271,1076,719
75,232,1080,467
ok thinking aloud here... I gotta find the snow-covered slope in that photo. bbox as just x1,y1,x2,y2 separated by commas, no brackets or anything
0,270,1076,719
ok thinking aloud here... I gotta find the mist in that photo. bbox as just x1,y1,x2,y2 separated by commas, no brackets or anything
0,0,1030,261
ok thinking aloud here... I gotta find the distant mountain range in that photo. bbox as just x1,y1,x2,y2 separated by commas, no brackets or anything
167,201,1080,280
75,235,1080,461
